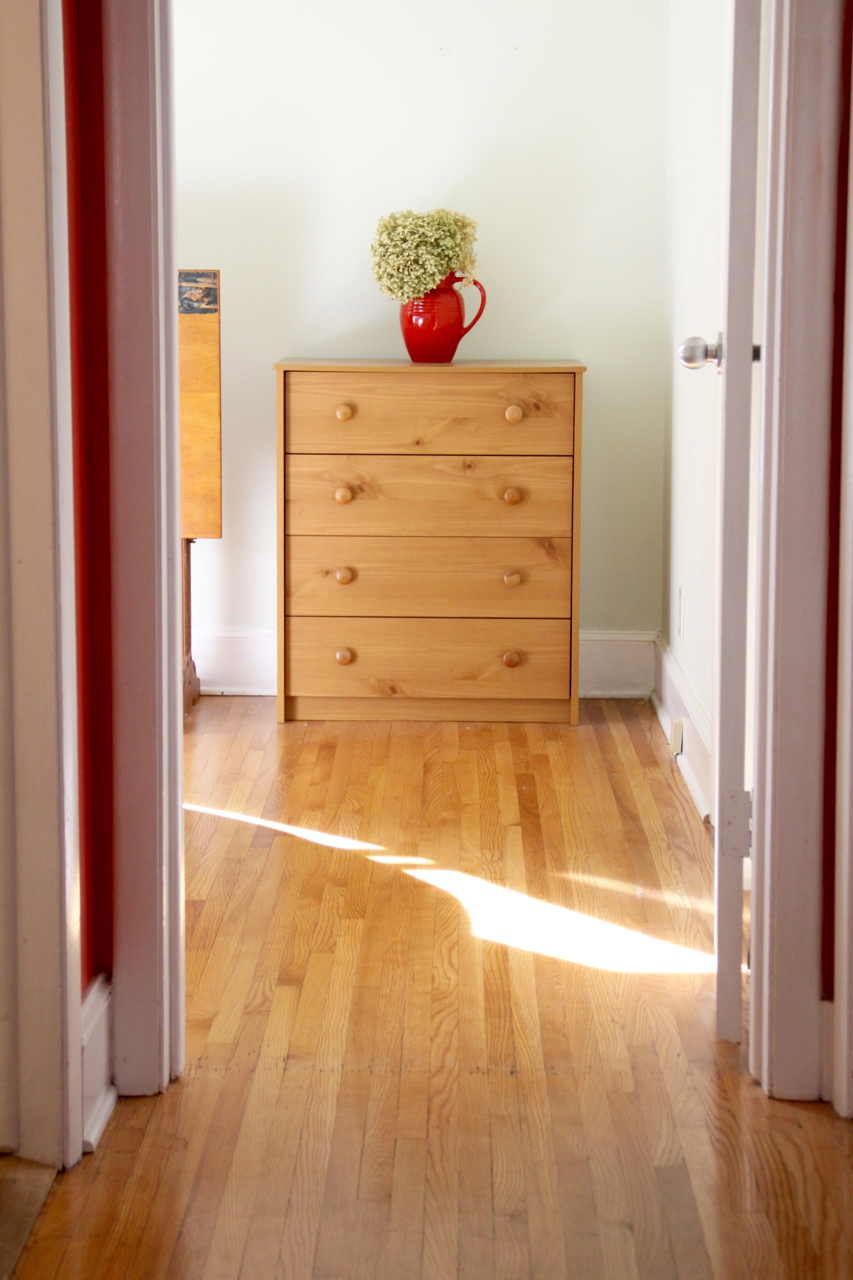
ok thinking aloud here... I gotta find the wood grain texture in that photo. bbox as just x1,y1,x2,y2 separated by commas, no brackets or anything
277,367,286,722
279,362,582,728
285,455,574,538
275,359,587,373
180,286,221,540
570,372,583,723
284,697,576,723
285,536,572,618
284,370,574,456
15,696,853,1280
286,618,571,700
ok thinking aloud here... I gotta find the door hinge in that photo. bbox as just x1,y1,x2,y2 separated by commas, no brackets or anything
721,788,752,859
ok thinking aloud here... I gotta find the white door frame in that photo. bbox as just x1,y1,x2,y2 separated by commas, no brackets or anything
0,0,83,1167
749,0,844,1099
104,0,184,1094
160,0,186,1087
0,0,182,1162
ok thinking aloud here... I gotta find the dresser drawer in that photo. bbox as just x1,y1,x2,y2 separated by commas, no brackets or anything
285,455,573,537
285,536,572,617
286,618,571,699
285,371,574,456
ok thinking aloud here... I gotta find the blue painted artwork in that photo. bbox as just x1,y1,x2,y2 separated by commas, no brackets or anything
179,269,219,314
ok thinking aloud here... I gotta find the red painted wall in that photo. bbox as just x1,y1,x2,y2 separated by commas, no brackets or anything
64,0,114,992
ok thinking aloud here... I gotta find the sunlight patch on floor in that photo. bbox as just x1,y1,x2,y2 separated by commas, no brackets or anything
183,803,384,851
407,869,717,974
183,806,714,972
368,854,435,865
559,868,714,916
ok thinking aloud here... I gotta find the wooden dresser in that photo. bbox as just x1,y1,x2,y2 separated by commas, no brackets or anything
276,359,584,724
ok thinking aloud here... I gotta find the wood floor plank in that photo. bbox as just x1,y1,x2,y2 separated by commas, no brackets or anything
15,696,853,1280
472,723,504,884
457,743,493,1280
239,1059,315,1279
534,955,605,1279
205,839,300,1046
376,870,436,1280
642,979,707,1134
357,871,413,1200
675,1120,753,1280
608,1088,678,1280
37,1098,157,1280
557,963,640,1278
312,873,393,1279
165,1016,268,1278
422,887,460,1280
199,985,300,1279
486,940,530,1280
277,918,364,1280
655,1164,714,1280
761,1102,853,1277
375,1136,427,1280
187,847,275,1028
505,825,568,1280
629,1044,683,1169
114,1053,231,1280
603,703,712,954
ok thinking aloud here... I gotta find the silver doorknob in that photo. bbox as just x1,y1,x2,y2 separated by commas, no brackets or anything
678,333,723,369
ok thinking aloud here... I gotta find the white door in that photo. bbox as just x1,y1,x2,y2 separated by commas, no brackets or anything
749,0,843,1100
712,0,762,1043
667,0,761,1042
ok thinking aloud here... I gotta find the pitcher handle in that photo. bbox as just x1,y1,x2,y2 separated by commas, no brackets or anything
460,278,487,336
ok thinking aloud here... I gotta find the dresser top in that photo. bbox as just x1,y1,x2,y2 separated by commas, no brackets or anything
274,358,586,373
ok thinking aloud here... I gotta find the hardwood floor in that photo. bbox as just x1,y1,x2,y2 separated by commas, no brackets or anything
13,697,853,1279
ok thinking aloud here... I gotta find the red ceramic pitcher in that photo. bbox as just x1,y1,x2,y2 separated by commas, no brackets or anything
400,272,486,363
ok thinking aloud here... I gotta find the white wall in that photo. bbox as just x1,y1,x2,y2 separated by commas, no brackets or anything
174,0,670,656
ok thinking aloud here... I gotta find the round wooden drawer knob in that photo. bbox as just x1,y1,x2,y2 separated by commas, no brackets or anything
505,404,524,423
335,648,353,665
335,404,353,421
503,570,522,587
504,487,522,505
335,485,354,504
502,650,521,668
335,567,354,584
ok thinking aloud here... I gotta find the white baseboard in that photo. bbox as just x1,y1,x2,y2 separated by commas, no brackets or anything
578,630,657,697
652,635,713,823
191,626,659,700
81,975,116,1154
651,638,754,886
192,627,277,695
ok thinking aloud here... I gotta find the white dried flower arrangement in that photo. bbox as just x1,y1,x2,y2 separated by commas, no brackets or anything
371,208,478,303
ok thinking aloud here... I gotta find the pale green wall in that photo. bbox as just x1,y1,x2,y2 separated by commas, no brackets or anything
175,0,669,637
